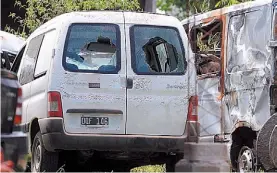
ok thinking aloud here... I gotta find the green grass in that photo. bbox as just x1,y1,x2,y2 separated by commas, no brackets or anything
26,153,31,162
130,164,166,172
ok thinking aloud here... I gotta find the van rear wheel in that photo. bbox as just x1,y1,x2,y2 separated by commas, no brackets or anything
31,131,59,172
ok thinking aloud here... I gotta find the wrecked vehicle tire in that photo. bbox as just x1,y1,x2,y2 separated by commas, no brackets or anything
237,146,256,172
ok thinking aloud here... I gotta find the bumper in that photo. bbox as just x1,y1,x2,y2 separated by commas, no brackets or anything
1,131,28,171
39,118,187,153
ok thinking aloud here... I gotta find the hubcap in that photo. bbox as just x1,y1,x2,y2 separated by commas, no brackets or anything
238,148,254,172
33,141,42,171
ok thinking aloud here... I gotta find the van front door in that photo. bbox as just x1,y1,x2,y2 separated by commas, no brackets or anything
125,23,189,136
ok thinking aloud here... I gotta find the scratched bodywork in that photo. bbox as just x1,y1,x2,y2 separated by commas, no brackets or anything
182,17,225,141
23,11,196,136
182,0,277,170
224,4,273,132
14,10,199,172
182,0,275,137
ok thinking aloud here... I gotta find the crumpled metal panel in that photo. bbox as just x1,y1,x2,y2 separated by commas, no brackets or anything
197,77,222,137
225,4,273,132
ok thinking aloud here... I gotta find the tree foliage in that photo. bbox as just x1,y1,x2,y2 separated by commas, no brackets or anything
5,0,141,37
157,0,252,19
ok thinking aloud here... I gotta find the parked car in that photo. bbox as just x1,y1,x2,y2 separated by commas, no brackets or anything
10,11,198,172
1,68,28,172
0,31,25,69
1,31,28,172
182,0,277,171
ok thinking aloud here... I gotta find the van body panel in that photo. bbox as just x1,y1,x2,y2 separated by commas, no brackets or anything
124,24,190,136
16,43,36,125
27,30,57,123
197,77,222,136
45,11,196,136
49,13,127,134
123,13,195,136
184,19,225,138
225,4,272,132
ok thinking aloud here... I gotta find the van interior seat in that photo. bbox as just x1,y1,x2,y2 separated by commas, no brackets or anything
66,52,84,62
66,63,79,71
98,65,116,73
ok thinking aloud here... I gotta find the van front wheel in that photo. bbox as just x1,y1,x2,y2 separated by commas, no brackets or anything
237,146,256,172
31,132,59,172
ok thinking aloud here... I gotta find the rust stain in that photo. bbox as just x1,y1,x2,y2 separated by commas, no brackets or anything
201,11,225,24
219,15,227,136
220,15,226,98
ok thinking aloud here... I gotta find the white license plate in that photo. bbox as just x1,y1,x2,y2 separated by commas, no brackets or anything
81,117,109,126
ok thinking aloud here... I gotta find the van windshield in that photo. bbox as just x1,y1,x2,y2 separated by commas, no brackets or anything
63,24,120,73
130,25,186,74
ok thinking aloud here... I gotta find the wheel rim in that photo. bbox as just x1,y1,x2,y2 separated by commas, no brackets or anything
238,147,254,172
33,140,42,171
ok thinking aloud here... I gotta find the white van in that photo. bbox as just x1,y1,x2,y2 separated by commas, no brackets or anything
11,11,197,172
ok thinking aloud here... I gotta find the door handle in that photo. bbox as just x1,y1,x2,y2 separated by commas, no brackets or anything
126,78,133,89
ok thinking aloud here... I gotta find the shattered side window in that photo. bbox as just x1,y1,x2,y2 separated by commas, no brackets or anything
227,9,271,73
63,24,120,73
130,25,186,75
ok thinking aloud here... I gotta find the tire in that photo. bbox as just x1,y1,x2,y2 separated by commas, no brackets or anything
31,131,60,172
230,135,243,172
237,146,255,172
231,130,256,172
166,161,175,172
166,153,183,172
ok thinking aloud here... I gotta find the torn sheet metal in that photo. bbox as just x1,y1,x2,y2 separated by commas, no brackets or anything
197,77,222,137
225,4,273,132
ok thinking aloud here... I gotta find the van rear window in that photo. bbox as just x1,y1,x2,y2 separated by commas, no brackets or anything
63,24,120,73
130,25,186,75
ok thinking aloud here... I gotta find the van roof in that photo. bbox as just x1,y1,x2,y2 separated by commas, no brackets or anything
29,11,180,39
181,0,272,25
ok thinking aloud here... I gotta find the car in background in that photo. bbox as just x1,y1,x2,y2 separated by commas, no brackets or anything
1,31,28,172
0,31,25,69
1,68,28,172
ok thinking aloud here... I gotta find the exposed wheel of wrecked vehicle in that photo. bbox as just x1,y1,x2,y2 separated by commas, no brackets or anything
238,146,256,173
31,132,59,172
230,135,243,172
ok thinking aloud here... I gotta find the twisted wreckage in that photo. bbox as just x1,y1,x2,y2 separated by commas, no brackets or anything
182,0,277,171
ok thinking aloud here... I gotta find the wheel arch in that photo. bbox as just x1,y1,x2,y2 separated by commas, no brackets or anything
29,118,40,149
230,126,257,171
